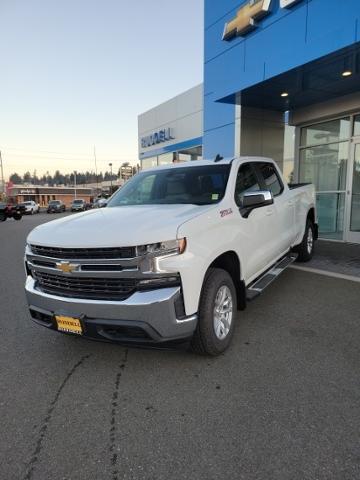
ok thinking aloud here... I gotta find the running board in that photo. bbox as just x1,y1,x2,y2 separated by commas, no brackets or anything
246,253,298,301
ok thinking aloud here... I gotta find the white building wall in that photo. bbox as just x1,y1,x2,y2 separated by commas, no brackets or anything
138,84,203,159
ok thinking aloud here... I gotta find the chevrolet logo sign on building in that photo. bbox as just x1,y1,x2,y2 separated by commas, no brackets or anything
222,0,272,40
222,0,303,41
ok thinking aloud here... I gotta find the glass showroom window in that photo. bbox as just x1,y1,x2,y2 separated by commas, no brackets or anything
299,117,350,240
158,153,174,166
141,156,158,170
354,114,360,137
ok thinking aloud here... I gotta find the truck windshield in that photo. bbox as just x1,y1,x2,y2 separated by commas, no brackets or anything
107,164,231,206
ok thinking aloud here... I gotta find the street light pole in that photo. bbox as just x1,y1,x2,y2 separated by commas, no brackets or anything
93,145,99,195
74,170,77,199
109,163,113,194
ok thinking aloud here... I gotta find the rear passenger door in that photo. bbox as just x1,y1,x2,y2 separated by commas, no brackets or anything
255,162,295,256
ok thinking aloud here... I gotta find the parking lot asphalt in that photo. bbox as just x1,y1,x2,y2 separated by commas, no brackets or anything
0,213,359,480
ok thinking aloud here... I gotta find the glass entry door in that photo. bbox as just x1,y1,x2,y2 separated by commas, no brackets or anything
346,140,360,243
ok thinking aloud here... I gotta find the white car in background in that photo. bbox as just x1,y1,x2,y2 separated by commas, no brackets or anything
21,201,40,215
93,197,108,208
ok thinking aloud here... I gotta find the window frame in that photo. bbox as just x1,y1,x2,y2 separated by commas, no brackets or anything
254,162,284,198
234,162,263,207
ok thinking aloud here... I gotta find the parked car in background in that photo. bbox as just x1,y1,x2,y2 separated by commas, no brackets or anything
20,201,40,215
71,199,86,212
93,197,107,208
0,203,25,221
47,200,66,213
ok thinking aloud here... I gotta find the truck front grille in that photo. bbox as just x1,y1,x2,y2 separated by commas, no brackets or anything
30,245,136,260
34,271,137,301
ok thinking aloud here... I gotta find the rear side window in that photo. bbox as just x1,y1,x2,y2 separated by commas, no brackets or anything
257,162,283,197
234,163,260,206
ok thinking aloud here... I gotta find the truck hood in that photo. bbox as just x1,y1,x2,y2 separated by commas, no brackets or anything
27,204,215,248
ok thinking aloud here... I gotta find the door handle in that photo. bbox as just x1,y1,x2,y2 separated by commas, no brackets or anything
265,208,274,216
287,201,294,206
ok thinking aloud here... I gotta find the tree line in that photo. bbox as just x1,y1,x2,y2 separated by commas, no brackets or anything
9,164,138,186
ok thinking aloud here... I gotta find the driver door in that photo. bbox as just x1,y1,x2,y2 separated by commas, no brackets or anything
234,162,278,282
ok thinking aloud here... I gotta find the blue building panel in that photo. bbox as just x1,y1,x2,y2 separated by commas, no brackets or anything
203,0,360,158
203,123,236,160
140,137,203,160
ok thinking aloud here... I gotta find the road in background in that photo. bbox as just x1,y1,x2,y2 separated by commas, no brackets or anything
0,214,359,480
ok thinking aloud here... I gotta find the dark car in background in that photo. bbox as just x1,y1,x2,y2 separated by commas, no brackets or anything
71,199,86,212
0,203,25,221
47,200,66,213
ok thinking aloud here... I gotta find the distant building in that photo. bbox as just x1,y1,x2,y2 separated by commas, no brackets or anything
8,185,93,207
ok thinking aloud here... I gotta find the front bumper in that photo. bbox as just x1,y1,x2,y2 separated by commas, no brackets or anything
25,276,197,345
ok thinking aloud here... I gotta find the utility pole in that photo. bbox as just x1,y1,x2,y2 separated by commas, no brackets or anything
74,170,77,199
0,150,5,195
93,145,99,195
109,163,113,195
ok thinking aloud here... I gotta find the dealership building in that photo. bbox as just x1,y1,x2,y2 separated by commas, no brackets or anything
138,84,203,169
138,0,360,244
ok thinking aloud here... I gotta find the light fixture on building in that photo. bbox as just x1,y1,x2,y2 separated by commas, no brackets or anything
342,70,352,77
281,92,289,97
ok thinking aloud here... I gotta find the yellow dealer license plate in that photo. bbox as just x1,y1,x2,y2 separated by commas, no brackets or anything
55,315,83,335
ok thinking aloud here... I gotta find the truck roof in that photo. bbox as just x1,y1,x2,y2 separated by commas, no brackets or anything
142,156,276,173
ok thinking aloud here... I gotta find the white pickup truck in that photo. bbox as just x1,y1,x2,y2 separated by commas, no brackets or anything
25,157,317,355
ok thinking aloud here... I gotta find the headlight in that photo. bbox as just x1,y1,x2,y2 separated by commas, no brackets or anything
137,275,181,290
136,238,186,257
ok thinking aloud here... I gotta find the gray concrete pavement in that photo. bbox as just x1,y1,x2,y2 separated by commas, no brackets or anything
307,240,360,277
0,213,359,480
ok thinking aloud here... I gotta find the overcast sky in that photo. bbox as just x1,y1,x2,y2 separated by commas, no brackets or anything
0,0,204,179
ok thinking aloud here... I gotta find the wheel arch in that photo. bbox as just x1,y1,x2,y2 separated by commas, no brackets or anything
207,251,246,311
307,207,318,240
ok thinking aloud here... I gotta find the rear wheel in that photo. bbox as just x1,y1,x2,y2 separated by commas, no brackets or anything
0,213,6,222
294,219,315,262
190,268,237,356
13,212,22,221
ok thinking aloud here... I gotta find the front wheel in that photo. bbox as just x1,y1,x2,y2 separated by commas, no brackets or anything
190,268,237,356
0,213,6,222
294,219,315,262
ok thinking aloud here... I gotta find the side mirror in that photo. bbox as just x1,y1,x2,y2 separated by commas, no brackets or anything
240,190,273,217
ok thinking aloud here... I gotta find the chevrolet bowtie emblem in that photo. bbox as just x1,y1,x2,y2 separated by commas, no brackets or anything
222,0,272,40
56,261,79,273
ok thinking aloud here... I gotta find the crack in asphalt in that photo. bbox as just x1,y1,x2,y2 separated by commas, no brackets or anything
23,354,91,480
109,349,129,480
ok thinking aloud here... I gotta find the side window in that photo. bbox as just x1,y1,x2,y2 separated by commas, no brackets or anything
258,162,283,197
234,163,260,206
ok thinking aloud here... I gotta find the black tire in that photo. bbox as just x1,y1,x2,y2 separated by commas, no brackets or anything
13,213,22,221
190,268,237,356
294,219,315,262
0,213,6,222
